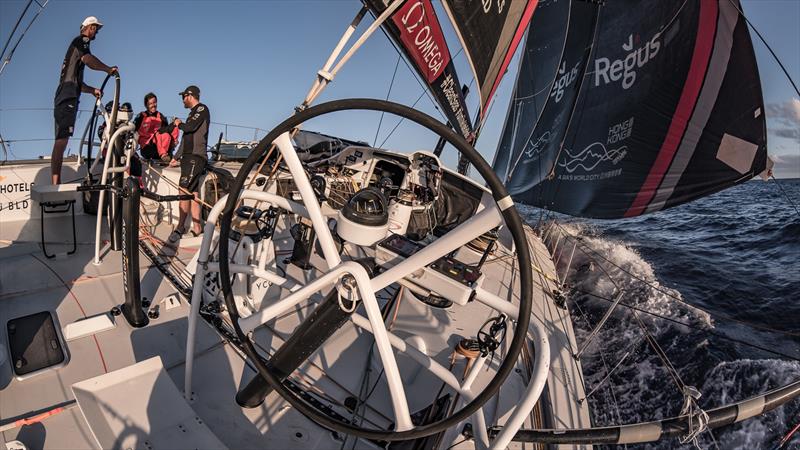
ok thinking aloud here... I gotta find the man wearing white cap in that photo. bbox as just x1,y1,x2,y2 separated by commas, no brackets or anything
50,16,118,184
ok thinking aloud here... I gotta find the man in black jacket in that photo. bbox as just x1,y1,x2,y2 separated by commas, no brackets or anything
168,85,210,242
51,16,117,184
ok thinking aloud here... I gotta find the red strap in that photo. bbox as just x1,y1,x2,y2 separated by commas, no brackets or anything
13,407,64,428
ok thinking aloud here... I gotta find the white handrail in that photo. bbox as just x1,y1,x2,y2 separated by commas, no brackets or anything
93,122,134,265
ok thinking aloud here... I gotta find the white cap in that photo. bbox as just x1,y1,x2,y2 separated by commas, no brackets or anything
81,16,103,30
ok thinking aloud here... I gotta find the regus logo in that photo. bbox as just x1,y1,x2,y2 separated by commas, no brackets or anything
594,33,661,90
550,60,580,103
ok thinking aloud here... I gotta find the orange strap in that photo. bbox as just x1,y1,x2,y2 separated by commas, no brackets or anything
5,407,65,431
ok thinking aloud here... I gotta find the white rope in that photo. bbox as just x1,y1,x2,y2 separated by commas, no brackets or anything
678,385,710,448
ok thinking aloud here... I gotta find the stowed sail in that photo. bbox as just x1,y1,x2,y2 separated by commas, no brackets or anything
497,0,768,219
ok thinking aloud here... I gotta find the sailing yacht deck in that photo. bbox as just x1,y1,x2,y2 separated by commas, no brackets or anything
1,202,591,449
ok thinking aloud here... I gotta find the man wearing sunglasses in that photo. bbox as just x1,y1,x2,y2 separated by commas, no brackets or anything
168,85,210,242
51,16,117,184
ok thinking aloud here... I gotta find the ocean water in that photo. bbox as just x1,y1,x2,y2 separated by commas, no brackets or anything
520,178,800,449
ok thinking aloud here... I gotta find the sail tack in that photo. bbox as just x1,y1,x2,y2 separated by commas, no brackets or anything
497,0,768,219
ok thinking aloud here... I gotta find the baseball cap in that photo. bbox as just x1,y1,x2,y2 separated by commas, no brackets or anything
81,16,103,30
179,85,200,99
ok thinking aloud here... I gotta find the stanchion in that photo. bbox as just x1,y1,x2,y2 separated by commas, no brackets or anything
120,176,148,328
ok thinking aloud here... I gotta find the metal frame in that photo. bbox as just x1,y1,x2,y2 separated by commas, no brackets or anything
183,131,550,448
39,199,76,258
92,121,135,265
178,3,546,446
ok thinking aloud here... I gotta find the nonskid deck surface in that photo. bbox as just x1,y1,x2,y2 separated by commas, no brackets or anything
1,212,590,449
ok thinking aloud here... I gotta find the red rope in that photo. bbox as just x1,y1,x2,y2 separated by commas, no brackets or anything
777,417,800,449
10,407,64,430
31,255,109,373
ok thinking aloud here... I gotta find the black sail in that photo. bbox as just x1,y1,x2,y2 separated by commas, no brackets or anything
497,0,767,219
498,0,599,196
492,0,572,184
441,0,539,117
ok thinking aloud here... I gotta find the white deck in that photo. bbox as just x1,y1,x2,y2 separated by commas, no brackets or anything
1,179,591,449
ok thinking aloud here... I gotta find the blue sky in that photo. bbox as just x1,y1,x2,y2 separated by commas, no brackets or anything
1,0,798,177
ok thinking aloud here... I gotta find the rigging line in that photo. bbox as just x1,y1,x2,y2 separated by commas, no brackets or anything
562,231,690,396
0,0,48,77
728,0,800,98
373,16,449,124
373,55,401,147
528,228,599,407
0,0,32,63
580,336,644,402
572,286,800,361
771,175,800,217
506,0,574,184
30,253,109,374
631,308,688,393
2,137,85,143
774,416,800,450
552,220,800,337
378,89,427,148
540,3,604,210
473,80,501,140
570,298,627,425
0,132,9,162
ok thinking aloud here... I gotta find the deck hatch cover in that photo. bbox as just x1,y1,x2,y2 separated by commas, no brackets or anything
7,311,66,376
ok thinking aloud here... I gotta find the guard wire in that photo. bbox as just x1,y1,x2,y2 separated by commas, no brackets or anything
549,220,800,337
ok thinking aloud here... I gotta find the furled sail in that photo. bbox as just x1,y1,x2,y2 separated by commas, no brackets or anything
441,0,539,117
364,0,474,139
498,0,768,219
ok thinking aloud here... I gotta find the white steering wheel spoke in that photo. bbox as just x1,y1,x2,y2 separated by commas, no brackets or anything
372,205,503,291
201,99,538,443
352,268,414,431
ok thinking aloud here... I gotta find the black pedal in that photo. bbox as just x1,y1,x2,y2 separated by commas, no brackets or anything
290,222,316,270
419,293,453,309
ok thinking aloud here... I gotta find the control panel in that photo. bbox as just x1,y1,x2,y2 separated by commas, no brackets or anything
375,234,484,306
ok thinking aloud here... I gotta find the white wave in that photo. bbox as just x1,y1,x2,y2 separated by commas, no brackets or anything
550,222,799,449
555,222,713,327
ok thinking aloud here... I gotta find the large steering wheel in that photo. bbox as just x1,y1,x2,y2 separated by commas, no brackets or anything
216,99,533,441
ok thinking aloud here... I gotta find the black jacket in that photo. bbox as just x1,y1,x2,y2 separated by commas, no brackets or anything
174,103,210,160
